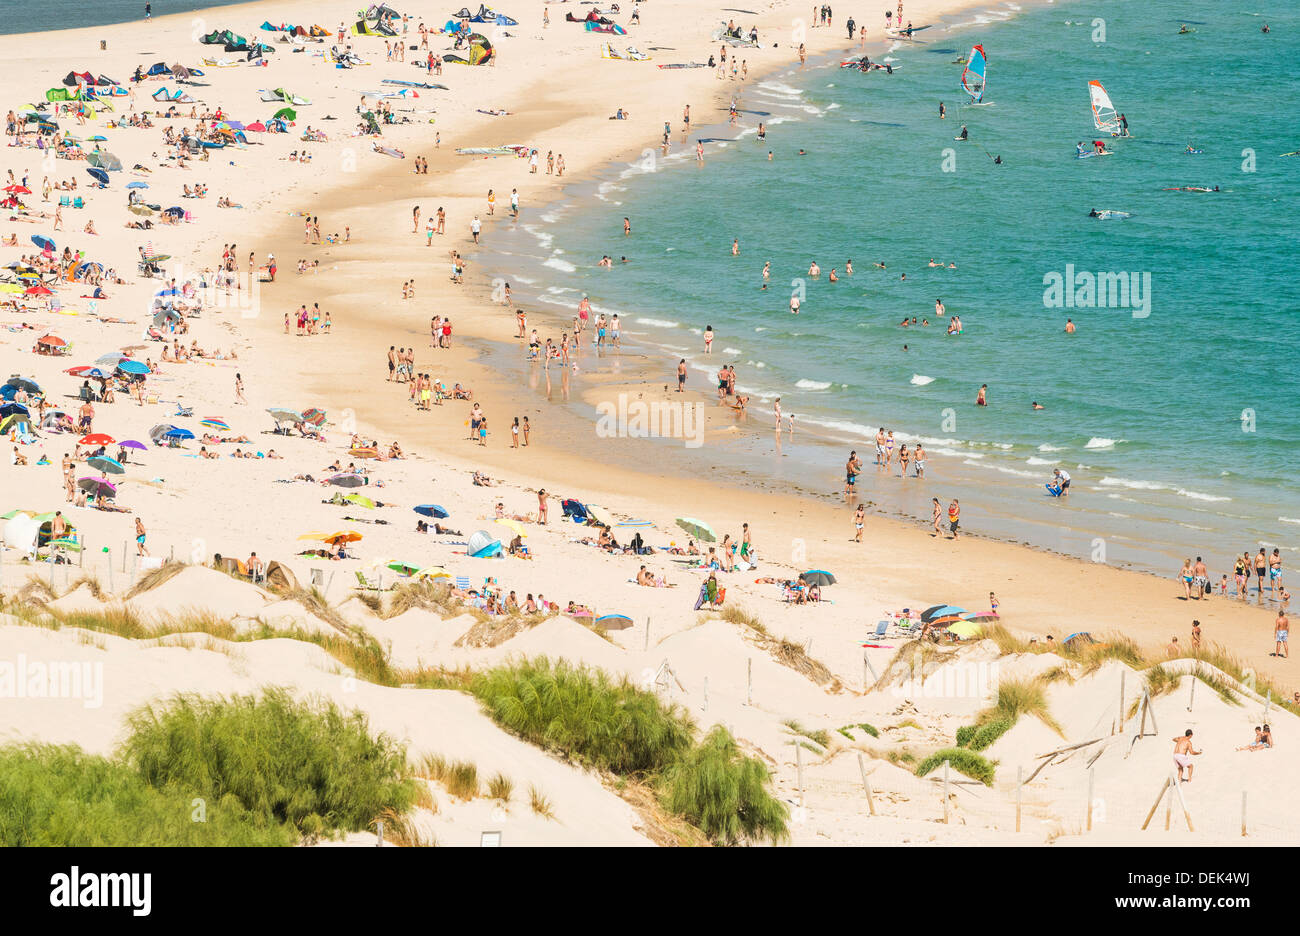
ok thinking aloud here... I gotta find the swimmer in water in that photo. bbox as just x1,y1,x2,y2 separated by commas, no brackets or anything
958,125,968,140
808,261,821,277
874,261,887,270
1065,318,1076,333
798,149,807,155
939,101,946,119
828,268,838,282
1032,401,1044,410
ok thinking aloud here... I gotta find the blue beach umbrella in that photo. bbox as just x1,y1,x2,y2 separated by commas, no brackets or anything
126,181,149,189
414,504,449,519
116,359,149,375
31,235,55,251
87,455,125,475
164,427,195,440
595,614,634,630
86,167,110,185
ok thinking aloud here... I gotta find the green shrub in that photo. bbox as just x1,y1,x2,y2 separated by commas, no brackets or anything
955,725,976,747
120,688,417,834
660,727,789,846
915,748,996,786
0,744,294,846
969,718,1014,751
470,657,694,774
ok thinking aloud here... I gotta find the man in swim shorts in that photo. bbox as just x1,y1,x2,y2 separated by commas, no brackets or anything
1172,729,1201,782
844,450,861,494
1276,611,1289,659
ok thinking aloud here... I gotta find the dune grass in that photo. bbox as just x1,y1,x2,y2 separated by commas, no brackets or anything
980,677,1063,735
120,688,418,838
915,748,997,787
470,657,695,774
782,719,831,750
471,657,786,845
487,772,514,804
124,561,188,598
0,744,297,846
659,726,790,846
528,784,555,819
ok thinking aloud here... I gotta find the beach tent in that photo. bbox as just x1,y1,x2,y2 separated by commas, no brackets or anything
45,88,78,102
146,62,172,77
467,530,503,558
263,560,299,591
445,33,494,66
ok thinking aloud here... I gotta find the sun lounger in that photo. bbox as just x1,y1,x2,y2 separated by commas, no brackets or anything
353,569,392,591
455,575,471,591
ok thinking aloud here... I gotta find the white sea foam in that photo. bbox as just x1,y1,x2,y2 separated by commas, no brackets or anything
910,374,935,386
542,257,576,273
634,317,679,328
795,379,832,390
722,347,743,355
1280,517,1300,525
1099,476,1168,491
1037,443,1064,452
1084,437,1122,449
1025,457,1059,466
1175,489,1231,503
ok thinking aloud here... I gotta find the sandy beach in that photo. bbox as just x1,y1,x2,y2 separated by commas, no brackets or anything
1,0,1295,847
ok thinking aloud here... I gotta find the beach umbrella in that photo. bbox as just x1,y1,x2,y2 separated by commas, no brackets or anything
129,204,155,217
86,167,110,185
4,184,31,194
0,403,29,419
31,235,54,251
5,377,41,393
413,566,451,580
200,418,230,431
25,284,53,296
325,531,362,544
49,537,82,552
95,352,130,365
296,531,329,541
495,518,528,539
386,560,419,576
116,360,149,375
343,493,375,509
87,455,125,475
77,477,117,499
0,414,29,434
595,613,634,631
947,620,983,640
36,334,66,348
120,439,147,451
148,424,173,442
273,107,297,121
920,604,967,623
585,505,611,527
413,504,449,519
801,570,837,587
88,134,107,141
267,406,302,424
328,473,364,488
675,517,717,543
78,433,115,445
164,427,195,440
301,407,326,426
126,181,149,189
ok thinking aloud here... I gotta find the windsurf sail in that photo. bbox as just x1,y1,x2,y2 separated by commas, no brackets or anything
1089,80,1121,134
960,44,986,103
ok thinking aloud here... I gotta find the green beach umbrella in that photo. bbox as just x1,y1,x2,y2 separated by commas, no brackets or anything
273,107,297,121
344,493,375,509
675,517,717,543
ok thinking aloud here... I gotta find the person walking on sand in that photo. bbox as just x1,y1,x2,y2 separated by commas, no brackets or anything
853,503,865,543
948,498,960,539
1275,611,1289,659
234,372,246,404
676,359,687,392
412,205,420,233
135,517,148,556
1172,729,1201,782
537,488,549,524
931,497,943,536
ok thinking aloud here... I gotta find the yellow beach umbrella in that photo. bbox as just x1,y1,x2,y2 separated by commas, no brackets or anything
325,530,363,544
413,566,451,580
495,518,528,539
948,620,983,640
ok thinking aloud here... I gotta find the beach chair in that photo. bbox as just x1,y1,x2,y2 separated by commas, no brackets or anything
455,575,471,592
58,196,70,207
353,569,391,591
870,619,889,639
173,402,193,417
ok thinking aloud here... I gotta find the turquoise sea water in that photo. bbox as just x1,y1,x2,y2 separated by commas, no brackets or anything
491,0,1299,573
0,0,250,35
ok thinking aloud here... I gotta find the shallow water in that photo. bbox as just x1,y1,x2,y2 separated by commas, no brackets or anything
486,0,1300,574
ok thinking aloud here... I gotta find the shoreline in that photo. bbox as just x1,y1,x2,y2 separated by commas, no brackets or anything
3,0,1295,713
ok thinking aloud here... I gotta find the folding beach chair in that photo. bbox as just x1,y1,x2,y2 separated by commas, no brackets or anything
455,575,471,592
870,619,889,639
354,569,391,591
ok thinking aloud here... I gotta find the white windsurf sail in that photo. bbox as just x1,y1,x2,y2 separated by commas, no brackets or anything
1089,80,1121,134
